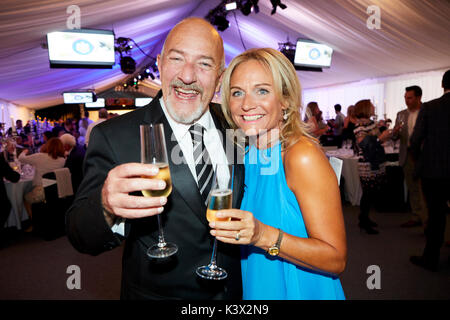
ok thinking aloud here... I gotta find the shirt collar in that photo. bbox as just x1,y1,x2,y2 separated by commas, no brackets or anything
159,97,214,139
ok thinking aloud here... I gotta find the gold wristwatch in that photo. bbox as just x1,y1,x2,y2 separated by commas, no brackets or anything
268,228,284,256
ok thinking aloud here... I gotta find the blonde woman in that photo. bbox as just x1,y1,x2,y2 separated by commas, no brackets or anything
212,48,346,299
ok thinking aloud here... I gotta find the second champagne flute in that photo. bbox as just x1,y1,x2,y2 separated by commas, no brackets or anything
196,164,234,280
140,123,178,259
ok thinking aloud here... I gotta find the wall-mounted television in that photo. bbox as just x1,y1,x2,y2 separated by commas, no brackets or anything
47,29,115,68
85,98,105,108
294,39,333,69
63,91,96,104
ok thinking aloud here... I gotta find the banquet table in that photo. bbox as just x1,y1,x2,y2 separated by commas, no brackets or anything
326,148,362,206
4,166,35,230
325,147,403,207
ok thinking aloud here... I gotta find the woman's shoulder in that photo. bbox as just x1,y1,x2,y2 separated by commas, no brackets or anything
284,136,326,171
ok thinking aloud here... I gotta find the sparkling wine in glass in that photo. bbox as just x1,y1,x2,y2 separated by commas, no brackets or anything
140,123,178,259
196,164,233,280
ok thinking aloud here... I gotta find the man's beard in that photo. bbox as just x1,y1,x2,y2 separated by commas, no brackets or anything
165,99,207,125
165,80,209,124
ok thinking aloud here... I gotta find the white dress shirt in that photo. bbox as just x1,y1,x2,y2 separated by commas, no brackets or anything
159,98,229,185
407,109,419,139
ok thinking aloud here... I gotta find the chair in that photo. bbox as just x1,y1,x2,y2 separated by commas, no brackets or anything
329,156,343,186
32,169,74,241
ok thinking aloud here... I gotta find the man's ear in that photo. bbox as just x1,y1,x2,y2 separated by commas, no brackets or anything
156,54,161,73
215,68,226,93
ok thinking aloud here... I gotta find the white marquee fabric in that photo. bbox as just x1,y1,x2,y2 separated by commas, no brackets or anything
0,0,449,114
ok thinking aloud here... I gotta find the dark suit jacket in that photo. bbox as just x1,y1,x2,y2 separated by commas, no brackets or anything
1,156,20,228
66,91,245,299
410,92,450,179
65,144,86,194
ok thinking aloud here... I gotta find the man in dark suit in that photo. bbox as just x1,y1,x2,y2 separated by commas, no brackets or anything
66,17,245,299
392,86,427,228
59,133,86,194
409,70,450,271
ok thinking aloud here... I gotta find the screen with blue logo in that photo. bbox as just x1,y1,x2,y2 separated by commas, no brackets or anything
47,29,115,68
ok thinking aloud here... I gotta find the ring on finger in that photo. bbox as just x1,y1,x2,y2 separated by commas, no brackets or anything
235,231,240,241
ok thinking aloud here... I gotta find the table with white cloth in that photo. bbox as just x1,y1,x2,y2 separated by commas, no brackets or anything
4,166,35,230
325,147,404,208
326,148,363,206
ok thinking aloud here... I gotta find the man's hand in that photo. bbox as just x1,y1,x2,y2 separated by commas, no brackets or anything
101,163,168,225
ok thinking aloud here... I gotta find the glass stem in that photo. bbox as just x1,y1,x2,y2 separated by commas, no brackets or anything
209,237,218,269
156,215,166,248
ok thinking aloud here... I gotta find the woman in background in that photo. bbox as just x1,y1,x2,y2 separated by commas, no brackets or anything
353,100,392,234
304,102,330,139
342,105,357,144
19,137,65,231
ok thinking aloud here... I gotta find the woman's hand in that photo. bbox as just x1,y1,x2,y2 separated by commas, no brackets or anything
378,128,392,142
209,209,266,246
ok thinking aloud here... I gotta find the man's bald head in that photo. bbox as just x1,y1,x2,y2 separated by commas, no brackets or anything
160,17,225,71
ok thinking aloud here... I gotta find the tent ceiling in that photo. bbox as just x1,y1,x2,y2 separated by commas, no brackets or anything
0,0,449,109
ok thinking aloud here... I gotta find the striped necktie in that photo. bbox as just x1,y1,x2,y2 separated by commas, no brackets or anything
189,124,214,205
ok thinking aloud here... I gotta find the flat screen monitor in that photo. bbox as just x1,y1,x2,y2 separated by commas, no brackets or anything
63,92,96,104
135,98,153,107
294,39,333,68
47,29,115,68
85,98,105,108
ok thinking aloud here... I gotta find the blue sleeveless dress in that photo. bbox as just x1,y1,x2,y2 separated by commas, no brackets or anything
240,142,345,300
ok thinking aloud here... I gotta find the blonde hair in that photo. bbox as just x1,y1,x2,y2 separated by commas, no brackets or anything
221,48,315,150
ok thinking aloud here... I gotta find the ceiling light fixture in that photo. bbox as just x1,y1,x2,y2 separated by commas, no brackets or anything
270,0,287,15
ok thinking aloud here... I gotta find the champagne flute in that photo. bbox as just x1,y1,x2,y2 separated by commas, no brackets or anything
140,124,178,259
196,164,234,280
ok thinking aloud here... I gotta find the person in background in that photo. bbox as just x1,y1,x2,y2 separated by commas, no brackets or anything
39,131,54,153
62,118,73,135
353,99,392,234
392,85,428,229
79,110,94,129
59,133,86,193
85,108,108,147
216,47,346,299
304,102,330,139
333,104,345,147
52,125,66,137
78,110,93,147
15,119,24,136
409,70,450,272
342,105,357,144
0,155,20,245
19,137,66,231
